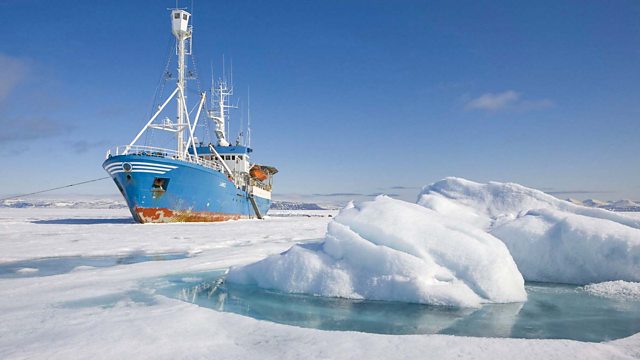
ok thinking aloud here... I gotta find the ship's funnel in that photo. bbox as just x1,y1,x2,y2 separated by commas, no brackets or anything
171,10,191,38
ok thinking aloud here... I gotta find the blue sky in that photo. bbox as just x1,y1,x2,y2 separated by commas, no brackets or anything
0,0,639,202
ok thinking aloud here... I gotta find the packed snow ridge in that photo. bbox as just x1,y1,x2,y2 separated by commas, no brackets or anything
228,196,527,308
418,178,640,284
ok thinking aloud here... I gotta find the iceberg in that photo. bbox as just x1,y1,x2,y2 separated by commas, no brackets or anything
418,178,640,284
228,196,527,307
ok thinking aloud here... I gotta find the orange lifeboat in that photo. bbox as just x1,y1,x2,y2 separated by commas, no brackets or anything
250,165,268,181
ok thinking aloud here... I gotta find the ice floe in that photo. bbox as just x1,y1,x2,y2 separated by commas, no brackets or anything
230,177,639,305
228,196,527,307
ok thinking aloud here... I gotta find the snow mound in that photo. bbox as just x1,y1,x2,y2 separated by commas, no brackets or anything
584,281,640,301
418,177,640,230
227,196,526,308
492,209,640,283
418,178,640,284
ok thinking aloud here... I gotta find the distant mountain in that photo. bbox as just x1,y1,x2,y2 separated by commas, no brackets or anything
269,201,326,210
565,198,640,212
583,198,609,207
3,196,636,212
566,198,583,206
601,199,640,212
0,198,127,209
611,199,640,208
0,198,329,211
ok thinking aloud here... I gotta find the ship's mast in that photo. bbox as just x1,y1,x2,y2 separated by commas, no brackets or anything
171,9,192,157
209,77,232,146
123,9,206,158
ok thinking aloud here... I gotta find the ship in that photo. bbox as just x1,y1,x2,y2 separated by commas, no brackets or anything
102,8,277,223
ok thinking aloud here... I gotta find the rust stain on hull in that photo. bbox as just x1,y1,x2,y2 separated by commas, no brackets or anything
133,207,249,223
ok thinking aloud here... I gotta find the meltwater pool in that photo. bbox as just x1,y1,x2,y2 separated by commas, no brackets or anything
154,271,640,342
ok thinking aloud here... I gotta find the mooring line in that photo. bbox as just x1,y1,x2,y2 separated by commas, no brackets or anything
0,177,111,202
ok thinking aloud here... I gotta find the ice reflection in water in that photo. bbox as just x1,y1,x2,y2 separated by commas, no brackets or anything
157,272,640,342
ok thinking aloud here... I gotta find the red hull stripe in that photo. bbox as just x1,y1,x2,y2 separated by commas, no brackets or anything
134,207,250,223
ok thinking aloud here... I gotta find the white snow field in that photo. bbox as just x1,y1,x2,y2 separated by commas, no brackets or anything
0,207,639,359
418,178,640,284
228,197,527,307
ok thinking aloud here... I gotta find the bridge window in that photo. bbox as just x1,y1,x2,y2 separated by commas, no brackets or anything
174,13,180,19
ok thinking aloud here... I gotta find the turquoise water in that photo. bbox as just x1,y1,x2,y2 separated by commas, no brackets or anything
155,271,640,342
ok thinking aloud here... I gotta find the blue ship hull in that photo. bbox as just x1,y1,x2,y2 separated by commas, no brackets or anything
103,154,270,223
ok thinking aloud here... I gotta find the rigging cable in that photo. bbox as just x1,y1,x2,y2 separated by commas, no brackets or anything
145,37,176,147
0,177,111,202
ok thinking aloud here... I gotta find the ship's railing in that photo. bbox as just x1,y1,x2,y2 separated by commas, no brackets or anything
106,145,224,172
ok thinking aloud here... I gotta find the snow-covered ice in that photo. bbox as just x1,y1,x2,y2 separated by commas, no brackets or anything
0,207,639,359
228,196,526,307
492,208,640,284
418,178,640,284
418,177,640,230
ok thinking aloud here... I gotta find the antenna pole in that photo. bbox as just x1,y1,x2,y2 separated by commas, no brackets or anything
220,82,226,140
247,86,251,148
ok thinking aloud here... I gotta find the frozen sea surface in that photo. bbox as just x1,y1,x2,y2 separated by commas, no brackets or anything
0,253,189,278
0,208,639,359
